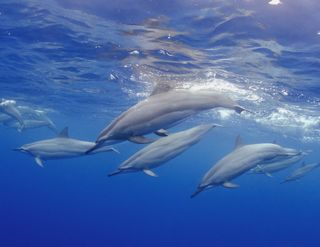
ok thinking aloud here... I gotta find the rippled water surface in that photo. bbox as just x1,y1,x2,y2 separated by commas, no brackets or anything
0,0,319,246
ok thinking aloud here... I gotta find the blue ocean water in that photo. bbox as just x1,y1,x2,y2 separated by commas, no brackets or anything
0,0,320,246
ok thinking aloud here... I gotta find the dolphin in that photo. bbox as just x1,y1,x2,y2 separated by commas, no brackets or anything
0,99,24,128
191,136,302,198
249,153,305,177
17,106,57,132
87,88,248,153
108,124,217,177
5,119,58,133
15,127,118,167
282,162,320,183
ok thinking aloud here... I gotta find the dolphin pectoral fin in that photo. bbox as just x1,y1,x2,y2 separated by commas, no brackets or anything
35,157,44,167
222,182,239,188
128,136,154,144
143,169,158,177
154,129,169,137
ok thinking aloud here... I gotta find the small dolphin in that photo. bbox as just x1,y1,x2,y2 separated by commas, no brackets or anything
250,153,305,177
5,119,58,133
191,136,302,198
282,162,320,183
0,99,24,128
87,88,248,153
15,127,118,167
109,124,217,177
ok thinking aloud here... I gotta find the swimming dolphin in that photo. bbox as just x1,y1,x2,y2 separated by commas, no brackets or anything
250,153,305,177
191,136,302,198
108,124,217,177
0,99,24,128
282,162,320,183
5,119,58,133
17,106,57,131
87,88,248,153
15,127,118,167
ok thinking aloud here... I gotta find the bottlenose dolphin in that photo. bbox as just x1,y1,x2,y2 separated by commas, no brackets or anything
282,162,320,183
0,99,24,128
191,136,302,198
109,124,217,177
15,127,118,167
87,88,248,153
5,119,58,133
250,154,304,177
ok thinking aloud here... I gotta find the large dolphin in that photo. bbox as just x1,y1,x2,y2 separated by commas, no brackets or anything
0,99,24,128
282,162,320,183
249,153,305,177
109,124,217,177
15,127,118,167
191,136,302,198
87,88,248,153
5,119,58,133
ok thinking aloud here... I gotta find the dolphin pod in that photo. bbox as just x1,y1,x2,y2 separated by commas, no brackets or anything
108,124,217,177
15,127,118,167
191,136,303,198
4,85,315,199
86,88,248,153
282,162,320,183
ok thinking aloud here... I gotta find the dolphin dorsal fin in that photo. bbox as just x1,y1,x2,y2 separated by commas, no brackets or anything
58,127,69,138
150,83,173,96
234,135,244,150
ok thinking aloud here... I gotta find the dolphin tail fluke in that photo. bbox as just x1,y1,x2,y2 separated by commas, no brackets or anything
190,188,203,199
108,170,122,177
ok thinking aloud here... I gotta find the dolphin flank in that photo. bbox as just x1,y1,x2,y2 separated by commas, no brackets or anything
15,127,118,167
109,124,217,177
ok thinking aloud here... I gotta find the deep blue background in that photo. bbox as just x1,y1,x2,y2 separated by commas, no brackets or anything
0,0,320,246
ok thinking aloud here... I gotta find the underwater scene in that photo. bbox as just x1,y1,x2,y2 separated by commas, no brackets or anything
0,0,320,246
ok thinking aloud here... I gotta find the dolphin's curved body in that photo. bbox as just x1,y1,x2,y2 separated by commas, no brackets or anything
88,89,247,153
15,127,118,167
5,119,57,133
282,162,320,183
109,124,216,177
250,154,304,177
0,99,24,128
191,136,302,198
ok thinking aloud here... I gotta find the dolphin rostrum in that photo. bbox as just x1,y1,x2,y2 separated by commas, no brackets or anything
0,99,24,128
108,124,217,177
282,162,320,183
15,127,118,167
87,88,248,153
191,136,302,198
